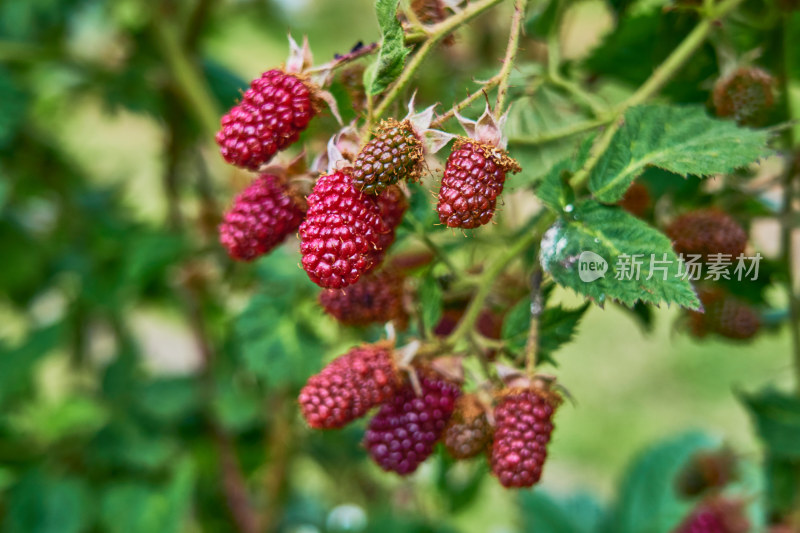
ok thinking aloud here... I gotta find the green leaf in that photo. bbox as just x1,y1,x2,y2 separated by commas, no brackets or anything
536,136,592,212
740,388,800,460
0,324,63,408
521,491,607,533
539,303,590,363
607,432,715,533
3,469,92,533
419,272,444,333
590,105,770,203
539,200,700,309
506,85,593,188
0,67,26,148
365,0,410,95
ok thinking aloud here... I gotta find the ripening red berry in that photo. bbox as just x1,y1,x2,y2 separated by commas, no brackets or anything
437,140,520,229
299,170,388,289
364,370,461,475
688,288,760,341
218,174,305,261
298,344,400,429
675,448,738,498
674,497,750,533
318,269,408,327
490,387,561,488
216,69,317,170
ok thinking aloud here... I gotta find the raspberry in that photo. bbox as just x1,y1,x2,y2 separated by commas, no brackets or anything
713,67,775,127
490,387,560,488
676,448,738,498
352,120,424,195
364,369,461,475
218,174,305,261
618,182,651,218
299,170,389,289
298,344,400,429
666,210,747,261
437,139,520,229
443,394,492,459
319,270,408,326
675,497,750,533
216,69,317,170
688,288,760,341
374,184,408,252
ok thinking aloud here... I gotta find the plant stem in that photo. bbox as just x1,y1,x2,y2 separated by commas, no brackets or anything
151,18,221,138
568,0,746,189
507,116,610,146
524,268,543,374
495,0,529,116
432,80,500,129
446,213,555,348
372,0,506,122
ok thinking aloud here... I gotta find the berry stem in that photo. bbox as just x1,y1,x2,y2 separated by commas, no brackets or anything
446,212,555,349
506,116,610,146
405,211,464,279
568,0,747,190
372,0,506,123
524,268,544,375
494,0,530,118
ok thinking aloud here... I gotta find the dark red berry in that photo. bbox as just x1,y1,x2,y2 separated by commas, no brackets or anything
666,210,748,261
364,370,461,475
675,497,750,533
713,67,775,127
618,181,651,218
218,174,305,261
676,448,738,498
368,184,408,267
299,170,388,289
490,387,560,488
216,69,317,170
443,394,492,459
319,270,408,327
437,140,520,229
688,288,760,341
298,344,400,429
352,119,424,195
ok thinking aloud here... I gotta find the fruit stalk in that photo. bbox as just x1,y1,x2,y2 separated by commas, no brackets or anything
372,0,506,123
446,212,554,348
495,0,530,117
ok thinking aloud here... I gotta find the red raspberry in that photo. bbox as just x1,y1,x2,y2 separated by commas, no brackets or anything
216,69,317,170
675,497,750,533
352,119,424,195
676,448,738,498
666,209,748,261
298,344,400,429
490,387,561,488
364,370,461,475
443,394,492,459
319,270,408,327
618,181,651,218
437,140,520,229
299,170,389,289
218,174,305,261
688,288,760,341
713,67,775,127
370,184,408,264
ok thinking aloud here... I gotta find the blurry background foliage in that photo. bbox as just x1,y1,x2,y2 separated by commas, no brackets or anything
0,0,798,532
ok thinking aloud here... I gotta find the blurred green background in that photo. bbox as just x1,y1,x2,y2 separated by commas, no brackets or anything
0,0,796,531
